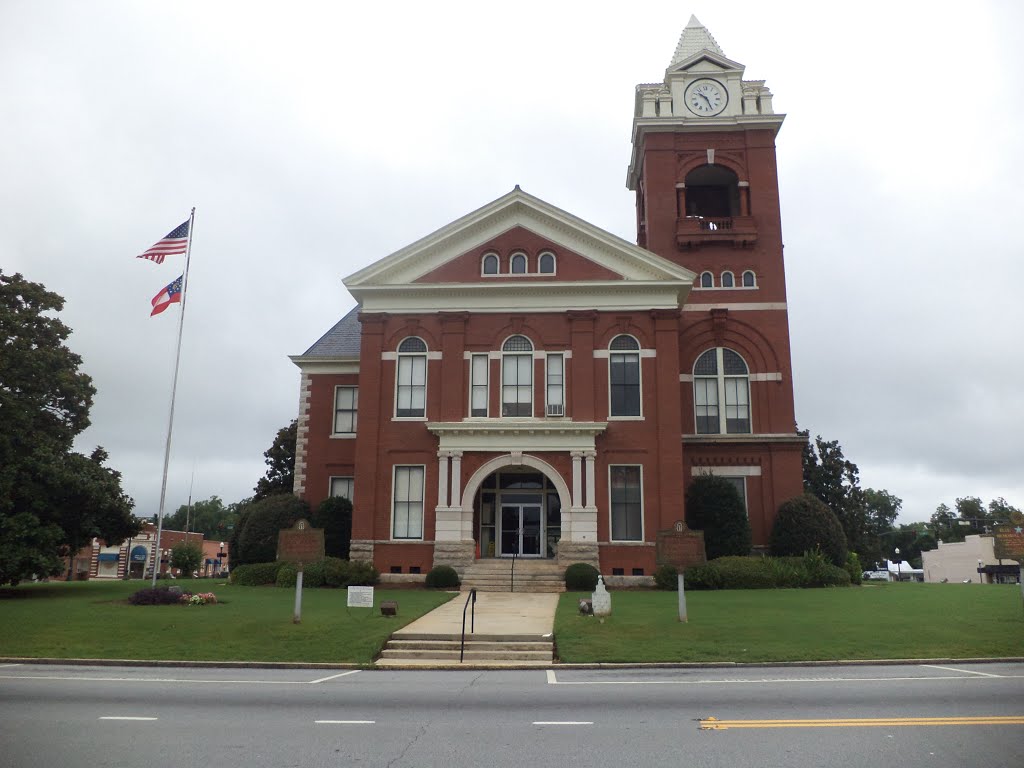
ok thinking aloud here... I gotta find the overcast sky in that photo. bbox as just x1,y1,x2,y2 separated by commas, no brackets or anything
3,0,1022,528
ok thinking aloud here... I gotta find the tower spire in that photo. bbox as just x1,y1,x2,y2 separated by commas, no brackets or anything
669,14,724,67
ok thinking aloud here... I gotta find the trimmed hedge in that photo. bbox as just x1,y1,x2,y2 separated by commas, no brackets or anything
683,554,852,590
653,564,679,590
230,561,286,586
564,562,600,591
231,559,380,589
685,474,752,559
770,494,848,567
312,496,353,560
424,565,460,589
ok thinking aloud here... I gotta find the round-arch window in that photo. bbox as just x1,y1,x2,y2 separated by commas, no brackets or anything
482,253,499,275
610,335,639,351
721,271,734,288
742,270,756,287
510,253,527,274
700,271,713,288
539,252,555,274
502,335,533,352
398,337,427,353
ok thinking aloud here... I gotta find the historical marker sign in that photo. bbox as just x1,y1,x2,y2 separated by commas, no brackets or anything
347,585,374,608
656,520,707,569
994,511,1024,563
277,518,325,565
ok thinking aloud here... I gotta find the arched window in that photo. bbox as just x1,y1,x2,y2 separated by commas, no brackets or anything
721,271,735,288
510,253,527,274
693,348,750,434
538,252,556,274
684,164,741,218
609,335,641,417
482,253,499,275
742,270,756,287
700,271,714,288
396,337,427,418
501,335,533,417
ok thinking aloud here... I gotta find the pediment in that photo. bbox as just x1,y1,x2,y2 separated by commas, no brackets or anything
344,188,694,295
667,51,744,76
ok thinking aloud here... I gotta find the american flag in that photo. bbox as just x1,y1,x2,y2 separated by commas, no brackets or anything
136,220,189,264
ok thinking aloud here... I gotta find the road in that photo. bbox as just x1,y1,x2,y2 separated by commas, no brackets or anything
1,662,1022,767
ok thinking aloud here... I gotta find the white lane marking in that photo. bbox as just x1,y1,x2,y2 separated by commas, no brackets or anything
0,664,21,668
546,669,557,685
533,721,593,725
0,674,344,685
544,674,1024,685
315,720,375,724
309,670,361,684
99,716,158,721
920,664,1002,678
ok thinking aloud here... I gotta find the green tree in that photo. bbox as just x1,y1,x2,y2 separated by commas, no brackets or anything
861,488,902,567
232,493,309,566
684,475,752,560
988,497,1022,523
801,431,868,556
955,496,987,534
163,495,238,539
253,420,297,501
312,496,353,559
887,523,936,569
770,493,848,567
0,272,136,585
930,502,963,543
170,541,202,576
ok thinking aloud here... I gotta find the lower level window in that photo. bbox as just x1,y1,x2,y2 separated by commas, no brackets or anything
392,465,424,539
610,465,643,541
329,476,353,501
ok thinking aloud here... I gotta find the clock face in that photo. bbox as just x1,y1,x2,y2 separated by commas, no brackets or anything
685,79,727,116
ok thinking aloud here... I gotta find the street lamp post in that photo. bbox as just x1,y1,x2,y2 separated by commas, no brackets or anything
978,559,983,584
894,548,901,582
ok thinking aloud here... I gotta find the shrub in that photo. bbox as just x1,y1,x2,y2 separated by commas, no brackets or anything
323,557,349,587
682,555,853,590
276,562,298,588
424,565,460,589
711,556,776,589
653,564,679,590
845,552,863,585
128,587,187,605
766,556,806,588
684,475,752,559
312,496,353,560
345,560,379,587
300,560,326,588
229,561,285,586
770,494,848,567
683,563,723,590
232,493,310,567
564,562,600,591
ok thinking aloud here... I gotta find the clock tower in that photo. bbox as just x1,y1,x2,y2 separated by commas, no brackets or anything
627,15,804,547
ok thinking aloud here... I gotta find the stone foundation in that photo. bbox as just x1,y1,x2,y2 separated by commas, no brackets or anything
348,540,375,564
432,541,476,575
556,540,600,570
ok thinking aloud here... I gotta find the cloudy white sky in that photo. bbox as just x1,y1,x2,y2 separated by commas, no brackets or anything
3,1,1021,526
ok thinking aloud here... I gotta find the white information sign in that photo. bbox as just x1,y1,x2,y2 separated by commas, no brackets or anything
347,585,374,608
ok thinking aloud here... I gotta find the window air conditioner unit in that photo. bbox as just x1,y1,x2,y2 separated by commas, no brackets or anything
547,403,564,417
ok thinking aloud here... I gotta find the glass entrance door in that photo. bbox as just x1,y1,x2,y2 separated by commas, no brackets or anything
499,504,543,556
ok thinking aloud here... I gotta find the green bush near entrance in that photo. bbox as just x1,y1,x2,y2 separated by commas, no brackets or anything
564,562,600,591
424,565,460,589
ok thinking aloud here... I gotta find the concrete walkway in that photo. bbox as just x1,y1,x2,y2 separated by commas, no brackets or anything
392,591,559,638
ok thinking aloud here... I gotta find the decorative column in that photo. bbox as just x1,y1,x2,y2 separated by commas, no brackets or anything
571,451,584,509
450,451,463,511
584,450,597,511
436,451,450,509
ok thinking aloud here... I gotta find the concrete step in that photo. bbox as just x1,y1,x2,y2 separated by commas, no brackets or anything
380,648,553,661
386,640,551,652
395,632,550,643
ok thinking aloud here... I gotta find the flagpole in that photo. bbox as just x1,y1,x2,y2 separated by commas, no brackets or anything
151,207,196,587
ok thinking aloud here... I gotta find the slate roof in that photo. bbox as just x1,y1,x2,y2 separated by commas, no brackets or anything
670,14,724,67
301,305,361,358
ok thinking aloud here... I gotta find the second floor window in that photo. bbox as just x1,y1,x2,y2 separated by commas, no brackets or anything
609,335,641,417
470,353,489,417
502,335,533,417
333,386,358,434
546,353,564,416
694,347,750,434
396,337,427,418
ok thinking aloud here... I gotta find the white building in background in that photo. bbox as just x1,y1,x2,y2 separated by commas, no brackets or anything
921,535,1021,584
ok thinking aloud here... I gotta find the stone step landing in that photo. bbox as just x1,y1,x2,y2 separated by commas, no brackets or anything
376,633,554,666
460,559,566,593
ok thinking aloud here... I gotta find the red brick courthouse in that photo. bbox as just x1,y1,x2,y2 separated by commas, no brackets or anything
291,17,804,582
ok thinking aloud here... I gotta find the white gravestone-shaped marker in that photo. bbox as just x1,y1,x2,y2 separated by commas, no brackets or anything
591,575,612,617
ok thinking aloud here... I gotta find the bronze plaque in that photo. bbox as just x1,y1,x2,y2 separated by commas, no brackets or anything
994,511,1024,563
656,520,707,569
277,518,325,565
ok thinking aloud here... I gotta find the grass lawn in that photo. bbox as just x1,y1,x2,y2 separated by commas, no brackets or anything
555,582,1024,663
0,580,455,665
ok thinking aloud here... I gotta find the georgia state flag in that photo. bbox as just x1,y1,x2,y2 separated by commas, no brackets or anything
151,275,183,316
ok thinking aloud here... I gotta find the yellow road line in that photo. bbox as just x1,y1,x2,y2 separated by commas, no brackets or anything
700,716,1024,730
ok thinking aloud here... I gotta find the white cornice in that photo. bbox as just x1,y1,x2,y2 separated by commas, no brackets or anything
428,419,608,452
289,356,360,374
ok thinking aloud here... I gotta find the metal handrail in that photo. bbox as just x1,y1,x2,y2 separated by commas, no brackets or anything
459,588,477,663
510,552,518,593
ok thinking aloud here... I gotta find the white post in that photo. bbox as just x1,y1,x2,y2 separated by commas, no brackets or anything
436,451,450,508
571,451,583,508
450,451,463,509
293,567,303,624
677,573,688,623
584,450,596,509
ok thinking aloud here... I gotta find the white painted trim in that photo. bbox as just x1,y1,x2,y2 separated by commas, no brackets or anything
538,250,557,277
692,285,758,292
427,351,443,361
608,464,644,543
381,351,397,361
460,454,572,521
682,372,781,382
394,347,428,419
391,464,426,541
682,302,786,311
545,352,565,419
605,339,644,419
329,434,357,440
594,348,654,359
289,358,360,375
691,347,752,436
691,466,762,477
429,420,607,453
480,251,500,277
